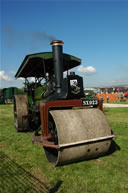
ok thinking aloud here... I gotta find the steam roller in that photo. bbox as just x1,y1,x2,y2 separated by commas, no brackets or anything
14,40,115,166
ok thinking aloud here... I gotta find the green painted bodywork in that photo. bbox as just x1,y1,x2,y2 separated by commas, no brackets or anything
34,86,45,100
25,85,46,107
34,86,46,106
27,95,33,108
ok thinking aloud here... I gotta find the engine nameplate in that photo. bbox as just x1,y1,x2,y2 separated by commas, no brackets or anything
82,99,98,106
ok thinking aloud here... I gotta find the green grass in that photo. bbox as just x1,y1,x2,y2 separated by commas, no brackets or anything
0,104,128,193
104,100,128,104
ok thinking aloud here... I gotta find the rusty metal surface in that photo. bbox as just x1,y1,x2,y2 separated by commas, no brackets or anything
44,108,112,166
40,99,82,136
14,95,29,131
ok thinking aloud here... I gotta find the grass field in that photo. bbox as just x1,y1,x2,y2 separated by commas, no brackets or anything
104,100,128,104
0,104,128,193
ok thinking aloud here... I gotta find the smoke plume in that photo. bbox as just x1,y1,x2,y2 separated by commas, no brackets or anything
4,25,56,50
33,32,55,42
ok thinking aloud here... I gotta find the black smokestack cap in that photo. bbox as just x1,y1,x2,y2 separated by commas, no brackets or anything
50,40,64,93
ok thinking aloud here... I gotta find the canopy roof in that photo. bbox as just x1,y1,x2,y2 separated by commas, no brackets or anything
15,52,81,78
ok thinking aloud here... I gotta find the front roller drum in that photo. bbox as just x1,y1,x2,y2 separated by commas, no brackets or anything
14,95,29,132
44,108,113,166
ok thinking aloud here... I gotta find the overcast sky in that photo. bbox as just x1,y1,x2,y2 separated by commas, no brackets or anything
1,0,128,88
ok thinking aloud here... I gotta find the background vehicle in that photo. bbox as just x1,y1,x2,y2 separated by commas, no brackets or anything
0,87,17,104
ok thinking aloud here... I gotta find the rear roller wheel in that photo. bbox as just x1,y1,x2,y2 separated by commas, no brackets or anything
14,95,29,132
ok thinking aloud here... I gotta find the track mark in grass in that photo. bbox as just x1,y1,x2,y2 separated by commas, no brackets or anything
0,143,8,150
0,152,49,193
28,168,50,186
95,159,108,168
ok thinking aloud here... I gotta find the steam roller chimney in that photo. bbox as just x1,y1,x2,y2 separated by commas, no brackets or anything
50,40,64,93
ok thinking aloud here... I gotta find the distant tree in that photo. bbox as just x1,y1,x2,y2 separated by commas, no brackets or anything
84,90,96,98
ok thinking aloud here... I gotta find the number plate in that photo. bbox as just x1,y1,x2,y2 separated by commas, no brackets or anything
82,99,98,106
